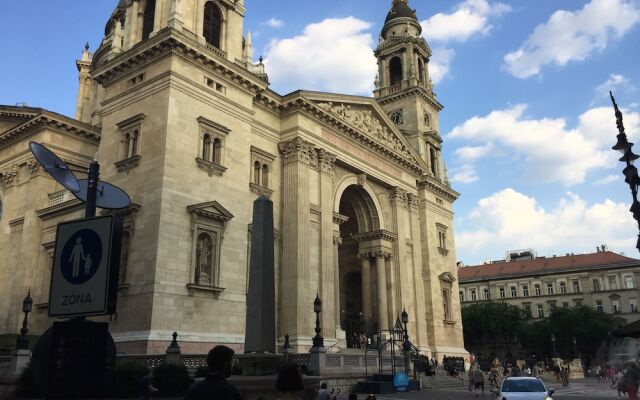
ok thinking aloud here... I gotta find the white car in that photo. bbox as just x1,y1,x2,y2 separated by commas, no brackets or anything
494,377,555,400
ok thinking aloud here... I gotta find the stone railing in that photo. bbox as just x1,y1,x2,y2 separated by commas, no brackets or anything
116,354,166,369
388,84,401,94
205,43,227,59
48,189,75,206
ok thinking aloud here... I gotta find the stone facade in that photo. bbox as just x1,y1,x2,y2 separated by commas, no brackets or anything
0,0,466,356
458,250,640,327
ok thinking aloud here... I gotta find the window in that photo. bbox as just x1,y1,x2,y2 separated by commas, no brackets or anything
631,299,638,312
547,283,554,295
203,2,223,48
549,301,557,311
537,304,544,318
609,276,618,290
625,276,635,289
593,279,601,292
510,287,517,298
499,287,506,299
142,0,156,40
522,284,529,297
418,59,424,82
250,146,276,197
560,282,567,294
187,201,234,294
523,304,531,318
534,284,541,296
430,147,438,177
562,302,569,308
572,280,580,293
459,290,465,302
596,300,604,312
436,224,448,255
442,289,451,321
196,116,230,176
470,289,477,301
115,114,145,172
574,299,583,307
612,300,621,313
483,288,490,300
389,57,403,86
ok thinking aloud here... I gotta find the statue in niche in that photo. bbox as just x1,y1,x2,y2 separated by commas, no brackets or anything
195,234,213,286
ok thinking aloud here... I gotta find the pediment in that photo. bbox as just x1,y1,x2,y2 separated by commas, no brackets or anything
0,109,38,135
187,201,234,222
439,272,456,284
305,96,426,173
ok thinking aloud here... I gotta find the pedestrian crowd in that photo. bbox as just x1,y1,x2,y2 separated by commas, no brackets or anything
587,363,640,400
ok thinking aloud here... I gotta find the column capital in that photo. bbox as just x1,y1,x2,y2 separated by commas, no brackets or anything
391,187,408,208
407,193,420,210
279,137,318,166
317,149,337,175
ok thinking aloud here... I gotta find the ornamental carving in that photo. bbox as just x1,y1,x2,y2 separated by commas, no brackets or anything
25,159,39,176
317,149,337,174
391,187,408,208
279,137,317,166
315,102,413,159
407,193,420,210
0,165,18,188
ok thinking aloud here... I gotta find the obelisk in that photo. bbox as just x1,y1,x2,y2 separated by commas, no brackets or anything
244,195,276,353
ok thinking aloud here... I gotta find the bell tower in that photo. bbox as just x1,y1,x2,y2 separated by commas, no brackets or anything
375,0,444,179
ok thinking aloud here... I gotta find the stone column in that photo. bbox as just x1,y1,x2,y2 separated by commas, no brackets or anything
333,234,342,329
375,252,389,331
279,138,315,350
318,149,337,339
385,255,396,328
391,187,409,310
361,255,372,325
128,0,140,48
221,13,227,52
401,50,408,87
408,193,428,346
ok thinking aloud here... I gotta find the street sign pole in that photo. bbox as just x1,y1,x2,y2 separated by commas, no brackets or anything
85,161,99,218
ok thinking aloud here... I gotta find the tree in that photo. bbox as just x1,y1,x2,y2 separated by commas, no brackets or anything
461,301,527,349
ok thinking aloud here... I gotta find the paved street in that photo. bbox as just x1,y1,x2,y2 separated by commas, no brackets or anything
336,378,619,400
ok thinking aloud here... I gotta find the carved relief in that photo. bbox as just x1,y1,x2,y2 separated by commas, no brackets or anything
25,159,39,177
0,165,18,188
316,102,413,159
357,173,367,187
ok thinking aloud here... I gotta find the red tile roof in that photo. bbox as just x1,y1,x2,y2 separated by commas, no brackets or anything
458,251,639,282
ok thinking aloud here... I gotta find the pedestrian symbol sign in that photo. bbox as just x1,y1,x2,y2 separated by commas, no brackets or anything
49,215,122,317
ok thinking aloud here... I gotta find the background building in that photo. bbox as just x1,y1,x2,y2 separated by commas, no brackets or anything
0,0,466,356
458,248,640,327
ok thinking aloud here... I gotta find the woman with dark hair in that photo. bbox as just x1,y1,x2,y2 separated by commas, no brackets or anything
276,363,304,400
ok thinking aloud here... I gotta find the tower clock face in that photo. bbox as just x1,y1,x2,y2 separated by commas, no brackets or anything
390,110,403,125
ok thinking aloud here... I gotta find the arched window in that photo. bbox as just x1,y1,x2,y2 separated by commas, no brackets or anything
213,138,222,164
430,147,437,176
203,2,223,48
142,0,156,40
202,134,212,161
389,57,403,86
253,161,261,185
262,164,269,188
418,59,424,82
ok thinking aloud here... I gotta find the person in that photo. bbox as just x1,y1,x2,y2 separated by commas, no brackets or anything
525,366,531,377
138,371,158,400
276,363,304,400
625,367,639,400
473,365,485,399
616,370,627,399
318,382,330,400
561,367,569,387
183,345,241,400
468,364,476,392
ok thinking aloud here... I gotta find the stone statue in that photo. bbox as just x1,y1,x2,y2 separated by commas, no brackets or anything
196,236,212,286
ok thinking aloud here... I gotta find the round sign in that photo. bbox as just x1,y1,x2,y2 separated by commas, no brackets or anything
60,229,102,285
394,372,409,391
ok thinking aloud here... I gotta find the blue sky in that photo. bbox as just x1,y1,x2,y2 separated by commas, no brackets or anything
1,0,639,264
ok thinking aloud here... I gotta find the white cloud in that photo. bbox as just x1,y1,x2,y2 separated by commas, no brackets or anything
503,0,640,78
264,17,377,94
457,189,637,263
429,47,455,84
264,18,284,29
451,164,480,184
421,0,511,43
455,142,494,162
594,174,620,185
447,104,640,185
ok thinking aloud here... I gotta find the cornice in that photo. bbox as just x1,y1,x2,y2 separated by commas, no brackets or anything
0,113,100,150
377,86,443,112
36,199,84,221
92,28,268,96
375,36,431,57
352,229,397,243
418,174,459,203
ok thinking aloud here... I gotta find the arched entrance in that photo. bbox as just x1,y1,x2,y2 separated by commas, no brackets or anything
337,184,392,339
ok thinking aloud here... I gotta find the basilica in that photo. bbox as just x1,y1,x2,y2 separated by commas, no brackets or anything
0,0,466,356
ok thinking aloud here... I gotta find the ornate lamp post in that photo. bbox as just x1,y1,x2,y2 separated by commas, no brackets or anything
401,308,410,373
610,92,640,251
312,294,324,348
15,290,33,350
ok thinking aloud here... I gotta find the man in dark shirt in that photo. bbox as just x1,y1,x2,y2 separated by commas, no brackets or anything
184,345,241,400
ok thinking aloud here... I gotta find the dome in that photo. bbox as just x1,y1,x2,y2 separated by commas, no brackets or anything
384,0,418,24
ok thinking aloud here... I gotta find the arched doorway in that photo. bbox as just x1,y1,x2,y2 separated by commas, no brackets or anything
337,184,383,337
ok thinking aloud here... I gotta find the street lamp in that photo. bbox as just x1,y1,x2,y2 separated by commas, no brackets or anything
610,92,640,251
15,290,33,350
312,294,324,348
550,333,557,358
401,309,410,373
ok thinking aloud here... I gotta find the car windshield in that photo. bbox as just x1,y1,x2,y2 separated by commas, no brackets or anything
502,379,546,392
